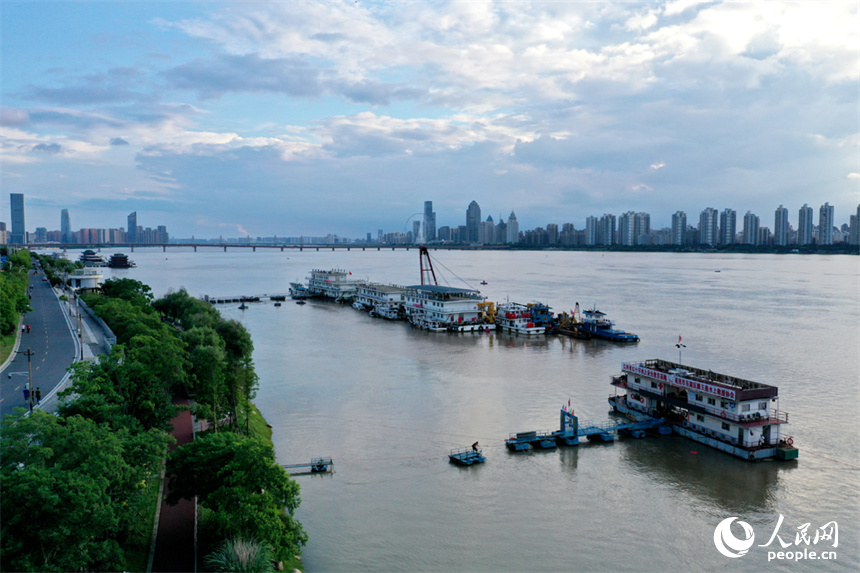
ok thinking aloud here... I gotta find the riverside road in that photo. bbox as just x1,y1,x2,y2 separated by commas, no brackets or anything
0,270,77,418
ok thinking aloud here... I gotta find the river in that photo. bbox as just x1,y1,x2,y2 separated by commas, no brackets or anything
96,248,858,572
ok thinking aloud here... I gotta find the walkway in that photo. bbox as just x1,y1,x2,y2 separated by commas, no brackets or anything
151,397,196,573
0,270,77,418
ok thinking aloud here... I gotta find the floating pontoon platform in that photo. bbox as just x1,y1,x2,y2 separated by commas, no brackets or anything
283,457,333,473
449,447,486,466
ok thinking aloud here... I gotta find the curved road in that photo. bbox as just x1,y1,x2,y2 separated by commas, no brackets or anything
0,270,77,418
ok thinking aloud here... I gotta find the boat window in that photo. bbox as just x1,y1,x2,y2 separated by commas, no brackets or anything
696,414,704,422
651,381,658,388
707,398,715,406
720,401,728,408
759,402,768,410
634,377,640,385
742,404,751,412
695,394,703,401
721,422,730,431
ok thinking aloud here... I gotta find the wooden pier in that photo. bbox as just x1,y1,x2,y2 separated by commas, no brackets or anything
283,457,333,473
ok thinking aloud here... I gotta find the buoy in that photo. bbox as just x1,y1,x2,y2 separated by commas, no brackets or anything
691,451,698,455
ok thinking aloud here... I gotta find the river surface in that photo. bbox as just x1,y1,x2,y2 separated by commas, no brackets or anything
94,248,858,572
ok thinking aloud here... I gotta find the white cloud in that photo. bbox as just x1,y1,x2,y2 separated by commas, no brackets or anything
848,172,860,179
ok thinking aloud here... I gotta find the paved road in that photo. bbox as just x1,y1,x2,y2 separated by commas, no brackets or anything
0,270,77,418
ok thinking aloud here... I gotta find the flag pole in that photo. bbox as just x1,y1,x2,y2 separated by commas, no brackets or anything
676,335,686,365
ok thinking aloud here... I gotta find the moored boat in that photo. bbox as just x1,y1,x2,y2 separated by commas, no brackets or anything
580,308,639,342
494,302,546,335
78,249,106,267
107,252,136,268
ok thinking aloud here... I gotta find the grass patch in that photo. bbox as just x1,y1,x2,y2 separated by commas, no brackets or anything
123,467,165,572
237,401,274,448
0,331,18,366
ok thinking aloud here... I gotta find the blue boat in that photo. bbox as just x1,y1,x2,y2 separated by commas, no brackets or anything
580,308,639,342
449,447,486,466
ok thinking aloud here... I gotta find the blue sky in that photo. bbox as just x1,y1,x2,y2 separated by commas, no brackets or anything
2,0,858,238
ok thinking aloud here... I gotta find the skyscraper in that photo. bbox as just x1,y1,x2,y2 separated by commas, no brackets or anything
481,215,495,244
10,193,25,244
774,205,789,246
585,216,598,245
798,204,814,245
127,212,138,243
743,211,760,245
818,202,834,245
600,214,616,246
61,209,72,244
506,211,519,244
423,201,436,242
849,205,860,246
466,201,481,243
671,211,686,245
619,212,636,246
699,208,718,246
719,208,736,245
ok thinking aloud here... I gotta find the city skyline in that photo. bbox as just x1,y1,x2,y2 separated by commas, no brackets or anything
1,2,857,238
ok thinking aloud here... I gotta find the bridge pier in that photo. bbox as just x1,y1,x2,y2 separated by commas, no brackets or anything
253,246,256,252
331,247,335,251
362,247,365,251
163,245,166,252
223,246,227,252
193,245,197,252
316,247,319,251
300,246,303,251
131,246,134,252
281,247,284,252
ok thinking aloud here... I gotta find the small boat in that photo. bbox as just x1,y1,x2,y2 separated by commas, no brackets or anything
239,303,248,310
448,446,485,466
579,308,639,342
296,300,306,305
274,302,281,307
480,280,488,285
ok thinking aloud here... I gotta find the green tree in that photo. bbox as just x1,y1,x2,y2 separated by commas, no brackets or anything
0,411,169,571
166,432,306,562
100,278,153,307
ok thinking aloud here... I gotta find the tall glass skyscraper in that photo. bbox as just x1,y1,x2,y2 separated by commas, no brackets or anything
10,193,25,244
423,201,436,242
818,202,834,245
61,209,72,243
466,201,481,242
127,211,138,243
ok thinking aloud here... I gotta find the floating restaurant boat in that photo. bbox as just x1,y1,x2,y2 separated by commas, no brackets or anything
78,249,106,267
580,308,639,342
355,283,408,319
495,302,546,335
107,252,136,268
609,359,798,461
405,285,490,332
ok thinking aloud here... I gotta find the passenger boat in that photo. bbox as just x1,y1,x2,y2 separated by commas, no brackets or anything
306,269,365,302
609,359,798,461
404,285,490,332
494,302,546,335
580,308,639,342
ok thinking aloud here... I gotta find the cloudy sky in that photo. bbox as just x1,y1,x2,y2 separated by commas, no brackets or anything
1,1,858,238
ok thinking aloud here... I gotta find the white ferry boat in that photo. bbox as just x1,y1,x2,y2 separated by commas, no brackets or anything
355,283,409,320
404,285,492,332
495,302,546,335
306,269,366,302
609,359,798,461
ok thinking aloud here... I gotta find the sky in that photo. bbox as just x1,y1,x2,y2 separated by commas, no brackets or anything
1,0,858,239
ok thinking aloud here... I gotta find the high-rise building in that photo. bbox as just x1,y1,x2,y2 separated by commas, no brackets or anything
0,222,6,245
743,211,760,245
412,220,421,243
849,205,860,246
798,204,814,245
466,201,481,242
671,211,687,245
506,211,519,244
619,212,635,246
600,214,616,246
60,209,72,244
546,223,558,245
719,208,736,245
774,205,789,246
10,193,25,244
481,215,495,244
423,201,436,242
818,202,834,245
699,208,718,246
127,212,138,243
586,216,598,245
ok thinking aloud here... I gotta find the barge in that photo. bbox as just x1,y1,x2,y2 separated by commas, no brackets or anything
609,359,798,461
580,308,639,342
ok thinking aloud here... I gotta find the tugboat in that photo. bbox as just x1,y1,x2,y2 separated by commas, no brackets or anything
289,282,311,300
579,307,639,342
